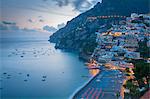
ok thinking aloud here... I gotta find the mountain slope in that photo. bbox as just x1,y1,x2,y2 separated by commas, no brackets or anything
49,0,150,60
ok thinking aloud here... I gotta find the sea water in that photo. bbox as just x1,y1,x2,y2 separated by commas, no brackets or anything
0,30,89,99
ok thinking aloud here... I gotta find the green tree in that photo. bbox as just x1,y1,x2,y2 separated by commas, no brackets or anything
116,91,120,99
133,60,150,88
138,38,150,58
125,80,140,99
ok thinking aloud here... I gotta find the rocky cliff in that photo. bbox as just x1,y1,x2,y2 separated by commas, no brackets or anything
49,0,149,60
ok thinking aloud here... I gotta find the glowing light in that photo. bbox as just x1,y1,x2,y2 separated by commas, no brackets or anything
89,69,100,76
113,32,122,37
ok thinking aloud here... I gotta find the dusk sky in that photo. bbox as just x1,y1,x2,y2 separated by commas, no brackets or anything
0,0,102,31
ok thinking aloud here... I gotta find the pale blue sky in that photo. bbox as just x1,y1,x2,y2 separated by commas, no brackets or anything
0,0,102,31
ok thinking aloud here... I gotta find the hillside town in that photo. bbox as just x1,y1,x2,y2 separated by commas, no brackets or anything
88,13,150,98
1,0,150,99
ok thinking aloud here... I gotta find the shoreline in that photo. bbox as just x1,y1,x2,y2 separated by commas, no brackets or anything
72,65,125,99
71,71,100,99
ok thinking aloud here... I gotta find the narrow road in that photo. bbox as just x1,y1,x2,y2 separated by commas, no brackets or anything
73,68,125,99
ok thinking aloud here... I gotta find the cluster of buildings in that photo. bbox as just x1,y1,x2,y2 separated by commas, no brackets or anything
90,13,150,98
92,13,150,70
87,15,126,21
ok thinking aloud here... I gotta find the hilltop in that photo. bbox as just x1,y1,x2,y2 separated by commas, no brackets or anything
49,0,149,60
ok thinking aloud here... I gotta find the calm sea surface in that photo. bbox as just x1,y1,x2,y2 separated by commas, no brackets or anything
0,30,90,99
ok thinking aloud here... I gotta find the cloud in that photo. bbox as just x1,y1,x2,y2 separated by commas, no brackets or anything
43,25,57,33
22,28,38,32
0,21,19,30
39,19,44,22
0,21,39,32
52,0,69,7
28,19,33,23
38,16,43,18
52,0,102,12
72,0,92,12
57,23,65,29
2,21,16,25
37,15,44,22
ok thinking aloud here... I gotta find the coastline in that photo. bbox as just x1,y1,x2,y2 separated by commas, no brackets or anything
71,71,100,99
72,67,125,99
49,12,150,99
